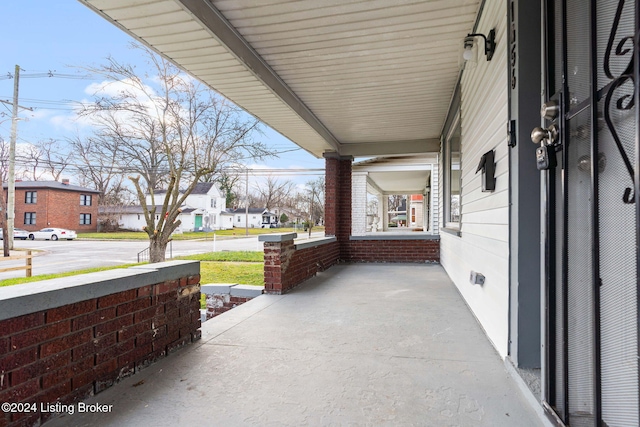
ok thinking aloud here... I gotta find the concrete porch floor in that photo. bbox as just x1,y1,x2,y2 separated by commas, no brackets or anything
45,264,542,426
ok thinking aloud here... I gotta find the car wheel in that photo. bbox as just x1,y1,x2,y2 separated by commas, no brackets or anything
29,234,35,240
51,234,58,241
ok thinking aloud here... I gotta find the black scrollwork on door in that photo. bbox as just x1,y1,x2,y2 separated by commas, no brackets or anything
602,0,636,203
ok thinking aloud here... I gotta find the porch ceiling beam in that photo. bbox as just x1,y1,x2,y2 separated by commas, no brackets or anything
366,178,385,196
340,138,440,157
382,189,427,195
176,0,341,152
354,164,433,173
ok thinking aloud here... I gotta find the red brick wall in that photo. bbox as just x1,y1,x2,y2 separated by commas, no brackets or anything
345,239,440,263
324,156,352,243
324,157,339,237
0,275,201,427
13,188,99,233
264,239,340,294
205,295,253,319
337,159,352,258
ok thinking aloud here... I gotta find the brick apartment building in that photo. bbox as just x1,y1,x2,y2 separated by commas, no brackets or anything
4,180,100,232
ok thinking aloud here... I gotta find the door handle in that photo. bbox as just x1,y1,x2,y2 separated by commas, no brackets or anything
531,124,559,145
531,124,559,170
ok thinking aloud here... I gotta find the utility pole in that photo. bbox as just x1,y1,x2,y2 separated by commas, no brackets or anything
7,65,20,250
245,168,249,236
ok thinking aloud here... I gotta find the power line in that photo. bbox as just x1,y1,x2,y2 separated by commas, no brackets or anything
0,71,94,81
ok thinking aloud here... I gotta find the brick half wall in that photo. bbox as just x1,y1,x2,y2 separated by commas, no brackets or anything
345,236,440,263
0,261,201,427
261,234,339,294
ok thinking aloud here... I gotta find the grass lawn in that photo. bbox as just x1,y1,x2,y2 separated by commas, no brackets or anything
177,251,263,263
78,226,324,240
1,251,264,309
0,264,140,287
199,262,263,286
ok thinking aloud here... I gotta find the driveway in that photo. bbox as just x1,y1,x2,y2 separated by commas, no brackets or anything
0,232,324,281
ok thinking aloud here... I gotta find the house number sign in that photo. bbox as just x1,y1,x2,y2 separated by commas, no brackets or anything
509,1,516,90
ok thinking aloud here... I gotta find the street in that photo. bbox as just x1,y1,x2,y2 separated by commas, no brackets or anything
0,232,324,282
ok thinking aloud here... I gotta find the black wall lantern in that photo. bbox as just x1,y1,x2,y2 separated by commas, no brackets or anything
463,29,496,62
476,149,496,192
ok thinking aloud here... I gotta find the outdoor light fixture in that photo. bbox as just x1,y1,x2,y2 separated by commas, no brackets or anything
463,29,496,61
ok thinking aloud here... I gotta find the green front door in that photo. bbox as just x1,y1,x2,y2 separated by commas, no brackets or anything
194,214,202,230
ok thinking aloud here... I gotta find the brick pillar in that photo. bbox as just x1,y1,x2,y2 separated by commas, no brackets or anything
323,153,353,259
337,158,352,245
261,233,296,294
324,155,339,237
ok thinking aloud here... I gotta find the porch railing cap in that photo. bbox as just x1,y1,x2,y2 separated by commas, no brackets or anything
258,233,297,242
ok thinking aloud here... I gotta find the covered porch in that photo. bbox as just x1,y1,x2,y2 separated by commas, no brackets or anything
45,263,542,426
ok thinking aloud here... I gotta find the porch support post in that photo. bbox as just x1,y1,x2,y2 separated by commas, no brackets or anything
508,0,541,369
377,193,385,232
382,194,389,231
352,172,368,236
323,152,353,258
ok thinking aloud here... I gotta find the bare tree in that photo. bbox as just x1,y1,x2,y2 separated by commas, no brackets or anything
0,138,9,255
252,176,295,211
19,139,71,181
78,44,269,262
67,134,132,207
388,195,406,212
298,177,324,236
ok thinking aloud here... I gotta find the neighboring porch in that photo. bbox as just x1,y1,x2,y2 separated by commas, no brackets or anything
45,263,542,427
352,155,438,236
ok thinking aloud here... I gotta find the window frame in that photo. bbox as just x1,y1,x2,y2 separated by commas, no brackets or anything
79,213,92,225
24,212,36,225
440,83,464,237
444,114,462,229
80,194,92,206
25,191,37,204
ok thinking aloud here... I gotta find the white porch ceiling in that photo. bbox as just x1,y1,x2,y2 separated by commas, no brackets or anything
354,155,435,194
80,0,480,158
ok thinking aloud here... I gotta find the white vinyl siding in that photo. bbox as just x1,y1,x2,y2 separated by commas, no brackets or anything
439,0,510,357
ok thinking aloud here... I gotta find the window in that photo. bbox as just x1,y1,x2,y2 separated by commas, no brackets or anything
237,216,241,222
80,214,92,225
211,199,217,208
25,191,37,204
445,115,462,226
80,194,92,206
24,212,36,225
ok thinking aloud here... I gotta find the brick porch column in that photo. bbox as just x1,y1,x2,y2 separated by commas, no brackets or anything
261,233,296,294
323,153,352,257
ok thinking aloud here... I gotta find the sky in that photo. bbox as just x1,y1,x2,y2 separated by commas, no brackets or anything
0,1,325,186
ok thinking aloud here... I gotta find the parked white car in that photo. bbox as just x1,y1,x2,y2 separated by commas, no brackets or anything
0,228,29,240
27,228,77,241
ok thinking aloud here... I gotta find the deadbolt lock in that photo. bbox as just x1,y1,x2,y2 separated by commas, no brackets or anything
540,101,559,120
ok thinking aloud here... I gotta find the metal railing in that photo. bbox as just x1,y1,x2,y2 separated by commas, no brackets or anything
137,241,172,263
137,247,150,263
